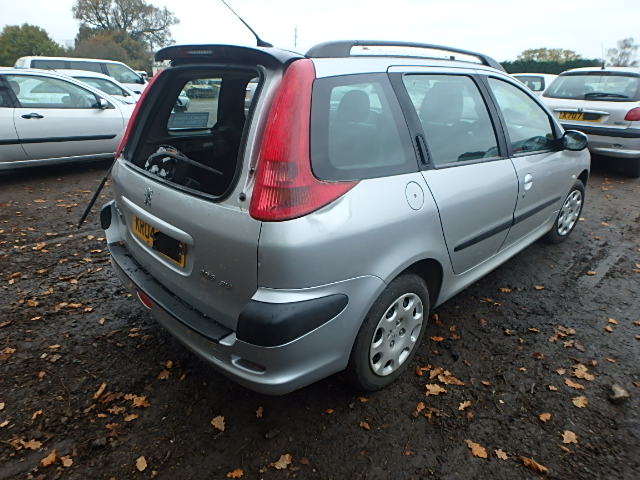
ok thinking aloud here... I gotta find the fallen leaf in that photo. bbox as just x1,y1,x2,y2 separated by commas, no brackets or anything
429,367,444,379
548,385,559,391
40,449,58,467
458,401,472,411
124,414,139,422
438,372,465,386
359,421,371,430
124,394,151,408
538,412,552,422
481,380,492,386
157,370,170,380
0,403,4,411
464,440,488,459
572,396,589,408
430,336,444,342
573,364,595,381
604,325,614,332
556,368,566,375
499,287,512,293
211,415,225,431
586,271,597,276
165,360,173,369
61,455,73,467
31,409,43,420
271,453,292,470
93,383,107,400
226,469,244,478
520,456,548,473
414,402,426,417
608,318,619,325
324,408,334,414
135,456,147,472
426,384,447,396
256,406,264,418
565,378,585,390
562,430,578,444
534,285,545,290
22,439,42,450
495,449,509,460
415,365,431,376
357,396,369,403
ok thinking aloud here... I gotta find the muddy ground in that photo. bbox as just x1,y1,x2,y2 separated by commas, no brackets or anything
1,158,639,480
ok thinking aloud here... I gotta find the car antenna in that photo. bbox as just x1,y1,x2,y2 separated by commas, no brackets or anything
219,0,273,47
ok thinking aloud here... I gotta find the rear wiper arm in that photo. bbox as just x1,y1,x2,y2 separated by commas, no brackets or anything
584,92,629,99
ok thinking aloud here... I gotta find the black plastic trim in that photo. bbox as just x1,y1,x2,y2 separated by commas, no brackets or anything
108,243,232,343
560,124,640,139
306,40,505,71
237,294,349,347
514,196,561,225
454,219,513,252
0,134,116,146
155,44,302,67
100,202,112,230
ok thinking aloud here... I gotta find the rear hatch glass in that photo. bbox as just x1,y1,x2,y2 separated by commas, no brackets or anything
545,72,640,102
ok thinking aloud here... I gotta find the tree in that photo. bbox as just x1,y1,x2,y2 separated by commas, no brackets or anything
74,31,151,71
606,37,639,67
72,0,178,49
517,48,582,63
0,24,65,66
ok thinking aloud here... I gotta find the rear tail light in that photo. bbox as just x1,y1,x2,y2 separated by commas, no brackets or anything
115,70,164,159
249,59,357,222
624,107,640,121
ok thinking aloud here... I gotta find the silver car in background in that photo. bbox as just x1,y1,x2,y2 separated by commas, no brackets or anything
0,68,134,170
513,73,558,96
102,41,590,394
58,69,140,105
542,66,640,176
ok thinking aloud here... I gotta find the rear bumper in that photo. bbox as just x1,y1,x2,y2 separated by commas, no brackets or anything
107,236,383,395
562,123,640,158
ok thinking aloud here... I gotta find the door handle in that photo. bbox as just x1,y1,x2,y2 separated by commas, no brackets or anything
523,174,534,191
21,113,44,119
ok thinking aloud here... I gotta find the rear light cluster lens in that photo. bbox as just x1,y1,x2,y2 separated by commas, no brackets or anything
249,59,357,222
115,70,164,159
624,107,640,121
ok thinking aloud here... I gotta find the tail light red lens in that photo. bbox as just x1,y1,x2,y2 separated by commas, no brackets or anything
136,290,153,309
115,70,164,159
624,107,640,121
249,59,357,222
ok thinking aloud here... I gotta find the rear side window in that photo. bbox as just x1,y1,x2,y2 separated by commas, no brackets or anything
69,61,103,73
402,74,499,166
311,74,415,181
105,63,140,84
31,59,65,69
516,75,544,91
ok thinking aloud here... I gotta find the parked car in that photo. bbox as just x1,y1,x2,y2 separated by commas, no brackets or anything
101,41,589,394
0,68,133,170
14,56,148,94
542,66,640,177
512,73,557,96
58,69,139,105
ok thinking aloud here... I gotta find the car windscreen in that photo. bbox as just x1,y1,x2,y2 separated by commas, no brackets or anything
78,77,127,96
544,72,640,101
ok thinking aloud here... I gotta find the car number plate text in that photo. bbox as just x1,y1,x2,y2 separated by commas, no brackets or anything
559,111,602,122
132,216,186,268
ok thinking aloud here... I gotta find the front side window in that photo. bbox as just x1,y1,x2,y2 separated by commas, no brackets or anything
488,78,555,154
105,63,141,84
6,75,98,109
403,74,499,166
545,73,640,101
311,74,414,180
78,77,128,97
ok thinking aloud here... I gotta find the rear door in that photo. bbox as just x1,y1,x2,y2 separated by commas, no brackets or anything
7,74,124,160
484,76,570,248
394,70,518,274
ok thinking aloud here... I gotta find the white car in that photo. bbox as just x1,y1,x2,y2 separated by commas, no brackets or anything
542,67,640,177
512,73,558,96
58,70,139,105
14,56,148,94
0,68,134,170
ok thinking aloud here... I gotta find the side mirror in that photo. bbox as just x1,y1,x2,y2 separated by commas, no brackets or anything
562,130,588,151
96,98,109,109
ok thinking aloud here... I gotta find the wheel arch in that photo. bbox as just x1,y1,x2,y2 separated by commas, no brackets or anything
578,169,589,186
400,258,444,309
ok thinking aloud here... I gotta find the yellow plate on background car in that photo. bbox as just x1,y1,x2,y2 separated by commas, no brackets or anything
559,112,602,122
132,216,187,268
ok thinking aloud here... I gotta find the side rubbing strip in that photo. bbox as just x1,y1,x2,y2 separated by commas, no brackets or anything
453,196,562,252
0,134,116,146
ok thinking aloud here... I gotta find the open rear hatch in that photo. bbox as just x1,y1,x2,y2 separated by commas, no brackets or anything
110,45,302,330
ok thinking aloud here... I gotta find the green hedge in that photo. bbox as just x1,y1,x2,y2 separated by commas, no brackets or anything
501,59,603,74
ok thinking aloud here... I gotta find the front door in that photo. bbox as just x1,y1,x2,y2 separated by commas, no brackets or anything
7,74,124,161
398,72,518,274
0,78,28,163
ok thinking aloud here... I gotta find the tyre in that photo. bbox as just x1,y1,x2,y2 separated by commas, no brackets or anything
347,273,429,391
624,158,640,178
543,180,585,244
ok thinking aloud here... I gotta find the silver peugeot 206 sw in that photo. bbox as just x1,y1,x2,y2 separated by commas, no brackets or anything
101,41,590,394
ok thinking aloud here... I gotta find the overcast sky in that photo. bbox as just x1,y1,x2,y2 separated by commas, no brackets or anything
1,0,638,61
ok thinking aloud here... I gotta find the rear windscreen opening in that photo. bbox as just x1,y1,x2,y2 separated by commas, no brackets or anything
127,66,260,198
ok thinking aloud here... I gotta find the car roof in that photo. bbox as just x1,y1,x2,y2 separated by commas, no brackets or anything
512,73,557,77
55,69,114,80
561,66,640,75
16,56,128,65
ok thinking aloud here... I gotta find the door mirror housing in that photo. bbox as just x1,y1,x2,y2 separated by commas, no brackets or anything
562,130,588,151
96,97,109,109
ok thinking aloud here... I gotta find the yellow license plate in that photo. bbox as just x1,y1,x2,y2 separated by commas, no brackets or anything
559,112,601,122
132,216,186,268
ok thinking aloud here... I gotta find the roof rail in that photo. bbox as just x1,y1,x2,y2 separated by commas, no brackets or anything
305,40,505,72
